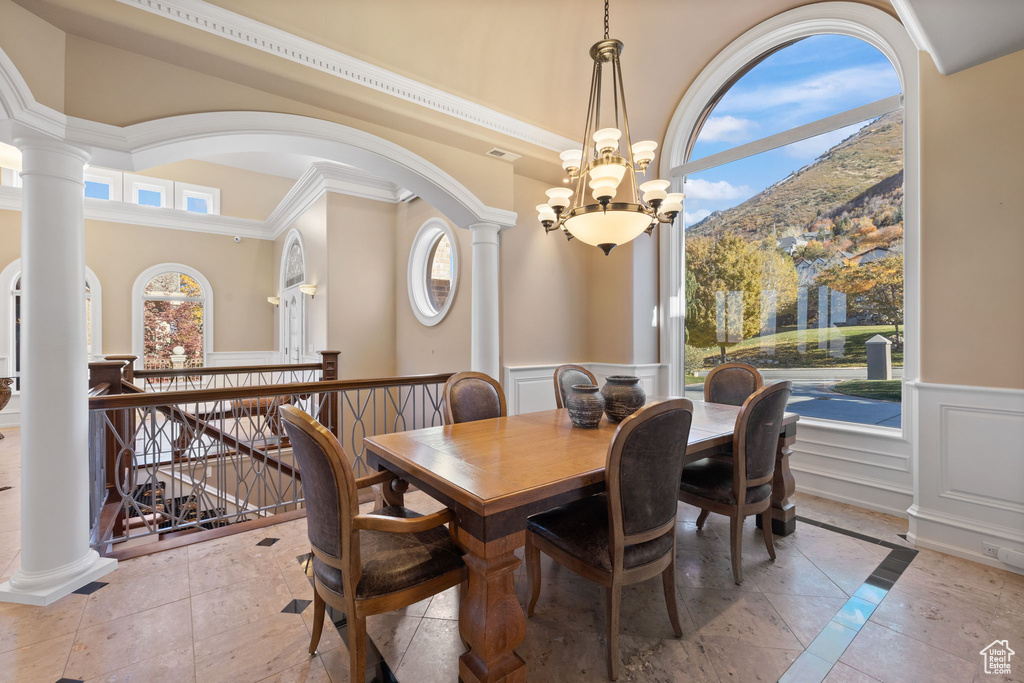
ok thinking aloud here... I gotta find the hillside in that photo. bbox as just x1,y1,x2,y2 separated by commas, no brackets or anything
689,110,904,240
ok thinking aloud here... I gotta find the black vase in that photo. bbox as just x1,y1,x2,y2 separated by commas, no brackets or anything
601,375,646,423
566,384,605,429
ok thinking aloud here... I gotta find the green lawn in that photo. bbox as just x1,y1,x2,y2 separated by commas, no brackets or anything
696,325,903,369
831,379,902,402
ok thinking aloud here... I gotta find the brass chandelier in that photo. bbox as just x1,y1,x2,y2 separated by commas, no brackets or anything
537,0,681,255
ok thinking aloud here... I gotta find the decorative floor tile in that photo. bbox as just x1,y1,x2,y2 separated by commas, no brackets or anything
72,581,107,595
256,537,280,547
281,598,312,614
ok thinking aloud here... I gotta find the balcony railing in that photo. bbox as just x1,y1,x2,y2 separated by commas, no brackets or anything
88,355,451,555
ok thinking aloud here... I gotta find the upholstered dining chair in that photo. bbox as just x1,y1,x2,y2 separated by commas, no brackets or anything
553,363,598,409
525,399,694,680
679,381,793,585
442,371,507,424
704,362,764,406
278,405,467,678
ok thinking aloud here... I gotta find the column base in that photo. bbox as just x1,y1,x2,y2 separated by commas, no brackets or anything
0,552,117,606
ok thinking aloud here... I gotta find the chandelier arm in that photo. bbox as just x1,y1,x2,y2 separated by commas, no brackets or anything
613,53,640,205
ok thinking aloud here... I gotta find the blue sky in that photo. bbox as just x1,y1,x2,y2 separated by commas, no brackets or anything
683,35,901,227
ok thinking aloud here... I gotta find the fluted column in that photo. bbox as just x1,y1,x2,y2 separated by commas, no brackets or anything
469,222,501,380
0,134,116,606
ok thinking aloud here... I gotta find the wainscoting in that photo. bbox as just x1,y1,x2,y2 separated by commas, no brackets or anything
909,381,1024,573
503,363,664,415
206,351,280,367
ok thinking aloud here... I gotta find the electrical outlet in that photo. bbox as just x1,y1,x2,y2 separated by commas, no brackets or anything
983,542,1000,558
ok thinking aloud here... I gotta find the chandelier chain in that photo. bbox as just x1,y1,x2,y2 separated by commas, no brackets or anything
604,0,609,39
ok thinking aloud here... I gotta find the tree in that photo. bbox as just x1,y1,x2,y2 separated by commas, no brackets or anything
685,235,797,362
817,255,903,343
142,273,205,368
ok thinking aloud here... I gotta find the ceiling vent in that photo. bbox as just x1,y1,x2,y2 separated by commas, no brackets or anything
485,147,521,162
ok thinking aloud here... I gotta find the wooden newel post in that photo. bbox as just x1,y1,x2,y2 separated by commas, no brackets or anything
104,355,137,384
319,350,342,438
88,362,125,492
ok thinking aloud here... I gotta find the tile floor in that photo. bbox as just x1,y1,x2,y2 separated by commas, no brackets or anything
1,427,1022,682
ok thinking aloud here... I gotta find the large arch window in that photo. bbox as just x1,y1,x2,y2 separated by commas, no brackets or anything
0,259,102,390
133,264,213,369
279,231,307,363
661,5,918,433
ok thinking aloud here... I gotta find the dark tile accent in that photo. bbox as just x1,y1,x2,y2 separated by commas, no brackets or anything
281,599,311,614
72,581,107,595
887,547,919,563
256,537,280,547
296,552,312,564
863,573,896,591
870,565,903,585
897,533,908,540
878,556,911,574
56,679,85,683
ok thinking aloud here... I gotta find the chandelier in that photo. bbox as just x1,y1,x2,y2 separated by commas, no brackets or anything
537,0,681,255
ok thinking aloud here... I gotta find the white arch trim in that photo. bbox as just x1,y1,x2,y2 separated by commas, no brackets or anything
131,263,214,369
279,228,307,293
0,259,103,381
657,1,920,444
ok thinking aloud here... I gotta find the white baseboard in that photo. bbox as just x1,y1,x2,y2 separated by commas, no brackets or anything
794,464,912,519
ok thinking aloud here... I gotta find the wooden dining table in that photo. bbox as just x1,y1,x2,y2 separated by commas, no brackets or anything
364,399,799,682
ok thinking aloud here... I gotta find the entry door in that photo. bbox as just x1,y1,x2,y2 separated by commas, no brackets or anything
282,287,304,363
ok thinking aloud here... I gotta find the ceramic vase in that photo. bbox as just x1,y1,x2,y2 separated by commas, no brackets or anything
0,378,11,440
566,384,605,429
601,375,645,423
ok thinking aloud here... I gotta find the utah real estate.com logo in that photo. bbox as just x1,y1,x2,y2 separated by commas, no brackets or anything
980,640,1014,676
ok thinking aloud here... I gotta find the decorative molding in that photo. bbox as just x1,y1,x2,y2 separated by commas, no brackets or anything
115,0,576,153
206,350,278,367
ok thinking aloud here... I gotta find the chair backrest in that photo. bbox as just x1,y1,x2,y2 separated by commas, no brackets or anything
443,371,507,425
279,405,359,579
733,381,793,493
553,364,598,409
704,362,764,406
605,399,694,561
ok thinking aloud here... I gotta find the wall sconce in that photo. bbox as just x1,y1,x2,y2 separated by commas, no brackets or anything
267,296,280,306
299,284,318,298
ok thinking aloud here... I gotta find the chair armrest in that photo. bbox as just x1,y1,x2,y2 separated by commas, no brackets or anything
353,508,454,534
355,470,396,490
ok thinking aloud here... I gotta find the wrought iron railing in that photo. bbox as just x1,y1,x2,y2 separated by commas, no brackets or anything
87,370,452,549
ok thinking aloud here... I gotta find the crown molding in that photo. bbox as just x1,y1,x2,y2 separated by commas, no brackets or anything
116,0,576,154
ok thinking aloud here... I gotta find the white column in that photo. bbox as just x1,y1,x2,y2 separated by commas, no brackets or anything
469,222,501,380
0,135,116,606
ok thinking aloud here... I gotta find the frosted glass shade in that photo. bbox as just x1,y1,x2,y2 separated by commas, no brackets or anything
560,149,583,173
536,203,556,222
589,160,627,188
631,140,657,166
546,187,574,209
563,208,654,253
592,127,622,153
640,179,670,203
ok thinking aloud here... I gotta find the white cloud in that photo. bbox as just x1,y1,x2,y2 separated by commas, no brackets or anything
683,178,751,201
698,115,758,143
784,122,865,160
719,65,899,116
684,209,711,227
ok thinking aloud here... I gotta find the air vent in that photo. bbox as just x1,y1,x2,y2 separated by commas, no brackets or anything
485,147,521,162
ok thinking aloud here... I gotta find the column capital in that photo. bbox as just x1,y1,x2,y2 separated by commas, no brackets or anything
13,133,91,164
468,222,501,245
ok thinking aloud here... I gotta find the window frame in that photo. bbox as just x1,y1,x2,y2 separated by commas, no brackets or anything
131,263,214,370
407,218,459,327
174,181,221,215
124,173,173,209
83,166,124,202
657,2,919,443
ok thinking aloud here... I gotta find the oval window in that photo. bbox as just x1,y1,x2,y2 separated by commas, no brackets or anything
408,219,459,326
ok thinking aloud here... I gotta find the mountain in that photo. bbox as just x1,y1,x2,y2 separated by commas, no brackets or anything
688,110,904,240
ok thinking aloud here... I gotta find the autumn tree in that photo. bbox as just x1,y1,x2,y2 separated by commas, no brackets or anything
142,272,205,368
817,255,904,344
685,235,797,362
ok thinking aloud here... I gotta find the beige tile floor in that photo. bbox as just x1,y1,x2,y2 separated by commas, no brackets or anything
1,427,1022,682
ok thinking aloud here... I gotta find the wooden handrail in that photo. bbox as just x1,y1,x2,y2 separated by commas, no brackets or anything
89,372,454,410
88,383,111,397
135,362,323,378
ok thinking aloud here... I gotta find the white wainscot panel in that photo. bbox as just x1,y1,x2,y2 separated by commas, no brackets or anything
941,405,1024,512
504,363,665,416
206,351,279,367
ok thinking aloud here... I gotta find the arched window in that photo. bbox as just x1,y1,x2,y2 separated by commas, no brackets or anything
408,218,459,326
660,4,918,432
283,238,305,289
0,259,102,390
132,264,213,369
279,231,308,363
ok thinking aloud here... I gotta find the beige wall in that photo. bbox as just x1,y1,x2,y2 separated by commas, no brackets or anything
919,49,1024,389
135,159,295,221
0,208,276,356
394,199,472,375
326,193,397,379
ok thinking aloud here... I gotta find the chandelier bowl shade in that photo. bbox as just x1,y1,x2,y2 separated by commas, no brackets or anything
563,203,654,254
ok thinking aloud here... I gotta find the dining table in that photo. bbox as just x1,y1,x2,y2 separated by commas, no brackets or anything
364,398,799,682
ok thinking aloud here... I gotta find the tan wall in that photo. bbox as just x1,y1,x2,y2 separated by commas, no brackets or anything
0,0,64,112
501,174,591,367
586,243,637,365
135,159,295,221
0,208,275,355
326,193,397,379
919,50,1024,389
394,199,472,375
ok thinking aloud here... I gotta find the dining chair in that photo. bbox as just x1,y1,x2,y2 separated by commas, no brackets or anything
679,381,793,584
703,362,764,406
553,363,598,408
278,405,467,677
525,398,694,680
442,370,507,424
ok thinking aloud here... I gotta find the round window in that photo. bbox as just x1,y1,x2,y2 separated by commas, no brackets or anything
408,219,459,326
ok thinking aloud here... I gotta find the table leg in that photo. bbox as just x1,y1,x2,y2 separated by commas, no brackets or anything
758,422,797,536
457,529,527,683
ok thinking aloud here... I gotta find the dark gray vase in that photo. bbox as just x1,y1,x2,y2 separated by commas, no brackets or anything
601,375,646,423
566,384,605,429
